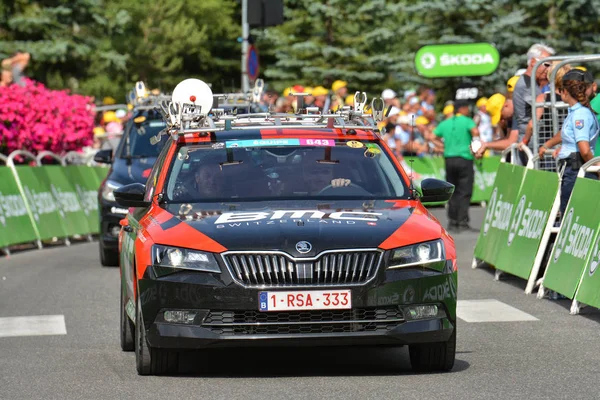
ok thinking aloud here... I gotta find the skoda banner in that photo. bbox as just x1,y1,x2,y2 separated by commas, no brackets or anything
0,167,39,247
415,43,500,78
544,178,600,299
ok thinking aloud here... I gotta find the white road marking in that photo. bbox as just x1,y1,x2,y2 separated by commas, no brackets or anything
457,299,538,322
0,315,67,338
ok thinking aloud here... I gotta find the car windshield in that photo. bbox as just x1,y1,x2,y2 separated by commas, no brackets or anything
122,119,168,158
164,138,408,203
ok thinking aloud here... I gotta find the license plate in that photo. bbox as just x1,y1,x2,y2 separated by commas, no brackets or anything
259,290,351,312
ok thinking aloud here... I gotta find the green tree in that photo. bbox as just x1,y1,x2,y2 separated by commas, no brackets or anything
0,0,129,98
107,0,240,95
257,0,403,95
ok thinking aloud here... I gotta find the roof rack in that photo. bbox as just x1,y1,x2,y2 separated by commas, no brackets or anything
149,78,384,145
126,81,172,110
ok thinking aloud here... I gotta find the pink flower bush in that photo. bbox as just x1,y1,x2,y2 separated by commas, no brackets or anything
0,78,95,157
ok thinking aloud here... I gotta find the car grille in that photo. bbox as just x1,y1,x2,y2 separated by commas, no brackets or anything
222,250,382,287
202,307,404,335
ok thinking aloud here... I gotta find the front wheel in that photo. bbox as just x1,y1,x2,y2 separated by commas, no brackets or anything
99,242,119,267
135,297,179,375
409,327,456,372
120,286,134,351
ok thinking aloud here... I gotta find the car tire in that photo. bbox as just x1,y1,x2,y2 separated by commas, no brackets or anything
409,327,456,372
120,287,134,352
100,242,119,267
135,297,178,376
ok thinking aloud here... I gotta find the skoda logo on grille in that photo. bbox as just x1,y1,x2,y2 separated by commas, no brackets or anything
296,241,312,254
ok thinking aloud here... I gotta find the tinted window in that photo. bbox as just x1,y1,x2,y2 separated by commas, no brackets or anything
164,139,408,203
122,119,168,158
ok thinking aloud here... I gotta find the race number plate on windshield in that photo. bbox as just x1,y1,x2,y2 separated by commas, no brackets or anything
259,290,351,312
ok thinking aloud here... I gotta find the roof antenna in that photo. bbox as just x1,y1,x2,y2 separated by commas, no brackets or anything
409,114,417,199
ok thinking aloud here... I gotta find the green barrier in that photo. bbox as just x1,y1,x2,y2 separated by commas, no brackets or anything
473,163,526,267
0,167,39,247
41,166,90,236
64,165,101,234
574,223,600,308
94,166,109,183
543,178,600,299
15,166,68,241
472,157,501,203
492,168,558,280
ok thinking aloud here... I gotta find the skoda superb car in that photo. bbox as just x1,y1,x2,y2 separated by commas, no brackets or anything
95,109,168,266
115,127,457,375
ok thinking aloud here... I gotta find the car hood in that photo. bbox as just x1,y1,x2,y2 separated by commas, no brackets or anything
156,200,443,256
108,157,157,185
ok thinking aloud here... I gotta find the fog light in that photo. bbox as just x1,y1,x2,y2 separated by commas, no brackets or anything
111,207,128,215
110,225,121,237
164,310,197,324
406,305,438,320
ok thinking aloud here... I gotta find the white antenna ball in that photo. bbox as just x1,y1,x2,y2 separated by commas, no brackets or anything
172,78,213,115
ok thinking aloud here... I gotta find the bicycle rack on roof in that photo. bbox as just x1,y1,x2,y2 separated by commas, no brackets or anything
149,78,385,145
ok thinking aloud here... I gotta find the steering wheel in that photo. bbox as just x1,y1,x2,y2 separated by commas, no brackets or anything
317,183,372,196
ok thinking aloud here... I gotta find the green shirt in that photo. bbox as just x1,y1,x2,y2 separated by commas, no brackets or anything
590,95,600,156
434,115,476,160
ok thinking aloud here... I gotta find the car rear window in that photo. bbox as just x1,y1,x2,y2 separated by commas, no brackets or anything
164,138,408,202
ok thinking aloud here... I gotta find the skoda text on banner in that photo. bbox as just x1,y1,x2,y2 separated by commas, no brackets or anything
0,167,39,247
493,168,558,280
15,166,68,241
544,178,600,299
41,166,90,237
574,213,600,308
63,165,102,234
474,163,526,267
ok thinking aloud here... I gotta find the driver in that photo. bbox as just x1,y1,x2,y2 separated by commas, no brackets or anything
194,162,227,198
304,163,352,194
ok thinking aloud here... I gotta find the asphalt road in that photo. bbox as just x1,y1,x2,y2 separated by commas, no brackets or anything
2,207,600,400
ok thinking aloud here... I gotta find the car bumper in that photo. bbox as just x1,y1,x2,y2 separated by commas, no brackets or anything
137,266,458,350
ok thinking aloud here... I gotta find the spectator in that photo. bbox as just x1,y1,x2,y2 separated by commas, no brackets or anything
475,43,555,163
331,80,347,110
511,43,556,163
506,76,520,99
1,51,30,87
474,94,514,158
311,86,329,110
521,61,572,151
382,88,401,111
473,97,493,143
442,104,454,119
431,100,480,233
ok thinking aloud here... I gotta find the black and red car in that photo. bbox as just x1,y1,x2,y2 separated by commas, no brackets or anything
115,94,457,375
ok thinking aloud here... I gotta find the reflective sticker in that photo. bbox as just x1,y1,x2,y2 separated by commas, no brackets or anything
575,120,584,129
299,139,335,146
226,139,300,148
134,116,146,123
364,148,381,158
149,120,166,128
346,140,364,148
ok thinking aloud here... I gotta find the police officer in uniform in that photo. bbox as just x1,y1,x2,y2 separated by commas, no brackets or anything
433,100,480,232
539,69,599,216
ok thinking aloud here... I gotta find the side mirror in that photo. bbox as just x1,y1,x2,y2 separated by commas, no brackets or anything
420,178,455,204
94,149,113,164
114,183,151,208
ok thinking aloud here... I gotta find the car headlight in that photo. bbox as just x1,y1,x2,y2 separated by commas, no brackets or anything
151,245,221,273
102,180,122,202
388,239,445,269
